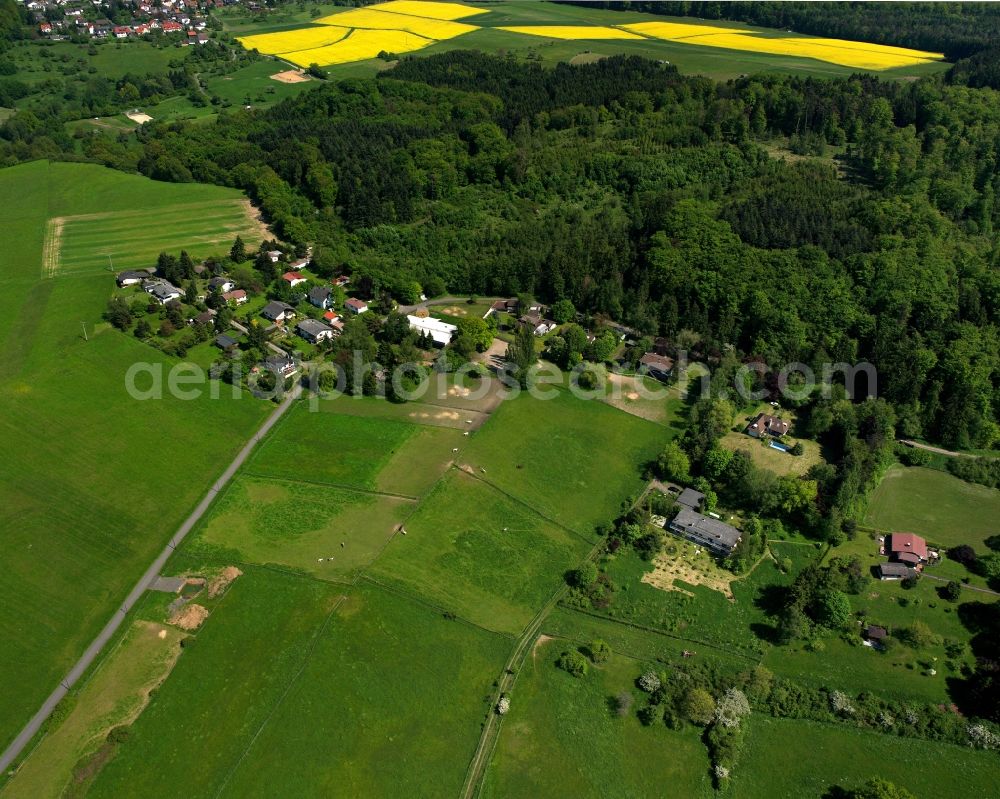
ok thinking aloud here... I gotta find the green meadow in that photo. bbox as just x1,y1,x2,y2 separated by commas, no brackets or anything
215,585,510,797
369,469,592,635
865,464,1000,549
86,569,342,798
462,389,665,536
731,715,1000,798
185,475,412,580
0,160,269,752
482,638,711,799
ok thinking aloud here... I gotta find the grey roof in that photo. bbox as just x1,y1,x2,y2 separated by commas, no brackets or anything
308,286,331,303
150,283,181,300
878,562,916,579
261,300,294,320
670,508,741,550
148,575,186,593
296,318,333,337
208,276,231,288
215,334,238,349
676,488,705,511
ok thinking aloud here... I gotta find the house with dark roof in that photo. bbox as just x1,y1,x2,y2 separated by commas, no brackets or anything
667,508,741,556
261,301,295,323
191,310,215,326
208,276,234,293
116,269,151,287
878,562,917,581
214,333,238,352
865,624,888,642
746,413,790,438
639,352,674,382
675,487,705,512
147,282,183,304
296,318,335,344
264,353,297,379
521,307,556,336
308,286,333,310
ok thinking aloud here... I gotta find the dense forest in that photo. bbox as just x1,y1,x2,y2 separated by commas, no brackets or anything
559,1,1000,59
2,47,999,453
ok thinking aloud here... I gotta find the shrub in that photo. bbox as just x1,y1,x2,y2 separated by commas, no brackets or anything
948,544,978,567
613,692,633,717
941,580,962,601
684,687,716,725
588,639,611,664
714,688,751,729
638,671,661,693
556,650,588,678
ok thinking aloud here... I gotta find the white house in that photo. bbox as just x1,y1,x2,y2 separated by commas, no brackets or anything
407,314,457,346
345,298,368,315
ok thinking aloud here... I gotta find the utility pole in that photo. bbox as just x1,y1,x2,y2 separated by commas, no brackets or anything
81,321,88,341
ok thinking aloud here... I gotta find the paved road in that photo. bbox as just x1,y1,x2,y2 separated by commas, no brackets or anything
0,382,303,775
921,572,1000,596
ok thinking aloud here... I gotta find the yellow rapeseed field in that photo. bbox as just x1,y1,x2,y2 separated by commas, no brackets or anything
622,21,748,40
370,0,487,21
283,29,435,67
238,26,350,55
498,26,644,41
314,8,478,40
623,21,942,70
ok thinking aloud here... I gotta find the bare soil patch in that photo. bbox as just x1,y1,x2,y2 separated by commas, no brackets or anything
270,69,312,84
240,198,271,240
169,603,209,630
208,566,243,598
125,111,153,124
570,52,609,65
642,545,735,600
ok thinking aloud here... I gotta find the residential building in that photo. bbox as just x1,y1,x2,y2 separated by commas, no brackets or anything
116,269,150,287
675,487,705,512
667,508,741,556
345,298,368,315
222,289,247,305
146,282,182,304
878,562,917,581
296,318,335,344
208,277,234,293
261,300,295,323
308,286,333,310
886,533,928,567
214,333,238,352
639,352,674,382
408,314,457,346
746,413,790,438
264,353,297,379
282,271,307,288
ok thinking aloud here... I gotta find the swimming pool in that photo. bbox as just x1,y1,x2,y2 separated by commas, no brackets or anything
769,440,791,453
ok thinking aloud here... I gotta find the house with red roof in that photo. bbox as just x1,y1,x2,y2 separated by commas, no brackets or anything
162,20,183,33
222,289,247,305
282,271,307,288
887,533,928,567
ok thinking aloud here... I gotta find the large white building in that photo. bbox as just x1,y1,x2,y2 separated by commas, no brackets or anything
407,314,457,346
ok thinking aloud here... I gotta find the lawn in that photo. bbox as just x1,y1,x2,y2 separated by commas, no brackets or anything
185,475,412,581
2,620,185,799
245,402,418,492
865,464,1000,549
730,715,1000,798
722,402,823,478
369,469,592,635
0,160,270,754
85,569,341,798
481,638,712,799
211,584,510,797
315,391,490,429
461,388,666,536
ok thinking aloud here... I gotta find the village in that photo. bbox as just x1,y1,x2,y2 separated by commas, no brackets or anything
23,0,225,41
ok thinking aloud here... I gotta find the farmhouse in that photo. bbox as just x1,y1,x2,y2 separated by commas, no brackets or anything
746,413,790,438
667,508,741,556
484,298,518,318
878,562,917,581
639,351,674,382
222,289,247,305
116,269,150,287
345,298,368,315
521,307,556,336
886,532,928,566
261,301,295,323
296,318,335,344
282,271,307,287
408,314,457,346
308,286,333,310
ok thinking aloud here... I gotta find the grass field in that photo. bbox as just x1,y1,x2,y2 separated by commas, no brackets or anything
47,198,263,278
730,715,1000,798
865,465,1000,549
212,584,509,797
2,621,184,799
0,160,270,754
461,389,666,536
85,569,342,798
369,469,592,634
185,475,411,580
481,638,712,798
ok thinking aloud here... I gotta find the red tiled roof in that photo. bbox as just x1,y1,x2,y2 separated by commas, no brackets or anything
223,289,246,300
888,533,927,561
282,271,305,282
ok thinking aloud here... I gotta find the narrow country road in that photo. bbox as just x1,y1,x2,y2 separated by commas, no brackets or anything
0,382,303,775
896,439,976,459
396,295,506,315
